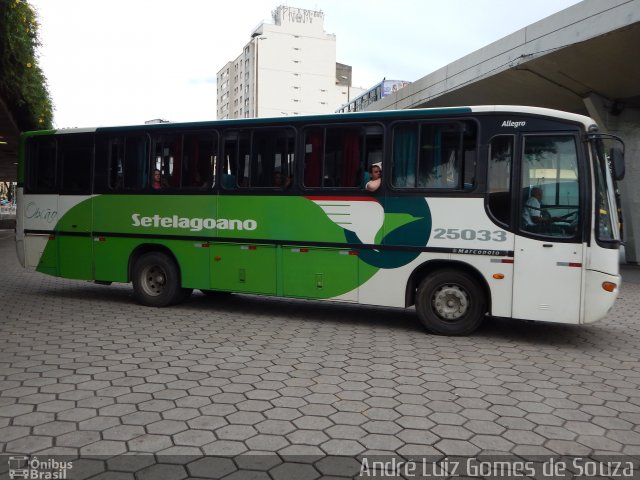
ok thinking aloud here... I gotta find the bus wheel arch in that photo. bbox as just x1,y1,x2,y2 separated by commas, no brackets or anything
129,245,192,307
406,260,491,335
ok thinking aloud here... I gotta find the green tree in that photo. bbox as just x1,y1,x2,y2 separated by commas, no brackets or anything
0,0,53,130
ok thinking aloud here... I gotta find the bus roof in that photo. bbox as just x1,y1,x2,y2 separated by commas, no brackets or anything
28,105,597,136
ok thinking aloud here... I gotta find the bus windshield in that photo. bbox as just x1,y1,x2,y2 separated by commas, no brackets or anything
591,138,621,244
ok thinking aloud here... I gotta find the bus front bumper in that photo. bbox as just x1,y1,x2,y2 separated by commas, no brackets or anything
583,270,621,324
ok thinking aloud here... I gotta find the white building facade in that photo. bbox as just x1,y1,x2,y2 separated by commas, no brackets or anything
216,6,356,119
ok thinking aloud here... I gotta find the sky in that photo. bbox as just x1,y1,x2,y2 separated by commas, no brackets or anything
30,0,581,128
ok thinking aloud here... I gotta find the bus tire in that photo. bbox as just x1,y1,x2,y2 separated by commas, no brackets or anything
132,252,189,307
415,269,485,336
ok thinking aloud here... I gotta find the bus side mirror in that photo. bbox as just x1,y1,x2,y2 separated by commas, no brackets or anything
610,147,625,181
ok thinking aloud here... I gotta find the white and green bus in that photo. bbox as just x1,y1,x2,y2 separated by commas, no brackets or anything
15,106,625,335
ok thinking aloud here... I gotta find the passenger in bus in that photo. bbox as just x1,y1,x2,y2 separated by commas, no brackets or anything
522,187,559,229
272,171,292,188
152,169,169,190
366,163,382,192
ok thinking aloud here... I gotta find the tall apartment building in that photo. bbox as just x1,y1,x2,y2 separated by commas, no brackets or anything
216,5,358,119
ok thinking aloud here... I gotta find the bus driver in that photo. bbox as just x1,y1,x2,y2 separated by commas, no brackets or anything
523,187,559,229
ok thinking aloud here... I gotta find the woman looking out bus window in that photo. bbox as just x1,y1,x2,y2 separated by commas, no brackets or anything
366,163,382,192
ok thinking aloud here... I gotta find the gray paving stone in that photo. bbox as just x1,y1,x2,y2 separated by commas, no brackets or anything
127,434,173,452
173,429,216,446
0,403,33,416
121,412,163,426
1,238,640,462
255,419,295,435
79,416,121,431
201,440,248,456
102,424,145,441
246,434,290,451
187,415,227,430
107,454,161,473
286,429,330,445
270,462,320,480
432,424,473,440
137,464,187,480
80,440,128,457
162,407,200,421
321,438,365,455
328,412,368,425
0,426,30,442
187,457,237,478
57,430,101,447
12,411,55,426
33,421,76,436
325,425,367,440
396,429,439,445
278,444,325,457
434,439,481,456
292,415,333,430
226,411,266,425
215,424,258,441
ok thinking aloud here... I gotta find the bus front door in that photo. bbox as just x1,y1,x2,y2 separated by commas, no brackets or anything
512,237,584,324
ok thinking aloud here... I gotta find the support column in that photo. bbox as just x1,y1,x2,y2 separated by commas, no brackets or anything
584,93,640,264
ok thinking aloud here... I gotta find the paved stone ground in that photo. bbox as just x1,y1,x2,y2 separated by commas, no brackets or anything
1,231,640,478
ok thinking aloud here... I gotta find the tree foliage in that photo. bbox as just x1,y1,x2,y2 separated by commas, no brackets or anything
0,0,53,130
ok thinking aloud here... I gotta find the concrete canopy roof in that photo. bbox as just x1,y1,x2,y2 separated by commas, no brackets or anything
372,0,640,118
418,22,640,115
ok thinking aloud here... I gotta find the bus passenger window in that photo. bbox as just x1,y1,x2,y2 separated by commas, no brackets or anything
325,127,362,188
152,134,181,188
26,136,57,193
303,126,371,188
222,131,250,189
487,136,513,226
303,128,323,187
392,121,476,189
249,129,295,188
59,135,92,194
182,133,217,189
418,124,460,188
108,137,124,190
128,137,149,190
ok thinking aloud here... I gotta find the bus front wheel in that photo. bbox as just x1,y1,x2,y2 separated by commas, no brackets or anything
415,269,485,335
132,252,191,307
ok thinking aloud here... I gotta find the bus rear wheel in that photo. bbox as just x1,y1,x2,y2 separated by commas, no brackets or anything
415,269,485,335
132,252,191,307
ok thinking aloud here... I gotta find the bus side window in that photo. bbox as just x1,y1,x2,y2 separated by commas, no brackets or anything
111,135,149,191
325,127,362,188
222,131,250,189
182,133,217,189
108,137,125,190
418,123,460,188
26,136,57,193
364,125,384,186
152,134,181,188
392,121,476,189
250,128,295,188
487,135,514,226
303,126,368,188
303,128,323,187
59,134,93,194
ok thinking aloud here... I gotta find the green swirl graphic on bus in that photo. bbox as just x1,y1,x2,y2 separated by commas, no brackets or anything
307,195,432,269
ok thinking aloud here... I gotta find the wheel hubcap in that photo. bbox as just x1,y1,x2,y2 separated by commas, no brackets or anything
141,265,166,297
432,284,469,320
